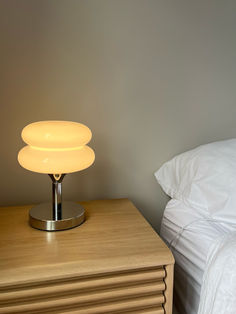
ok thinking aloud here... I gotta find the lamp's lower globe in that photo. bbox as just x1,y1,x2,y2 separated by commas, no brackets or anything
18,145,95,174
29,202,85,231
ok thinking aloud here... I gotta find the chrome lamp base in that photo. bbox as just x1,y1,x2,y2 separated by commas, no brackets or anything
29,201,85,231
29,174,85,231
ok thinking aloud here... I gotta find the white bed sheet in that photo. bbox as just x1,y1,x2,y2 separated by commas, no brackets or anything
160,199,234,314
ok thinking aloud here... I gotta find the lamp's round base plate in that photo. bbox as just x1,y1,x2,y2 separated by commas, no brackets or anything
29,202,85,231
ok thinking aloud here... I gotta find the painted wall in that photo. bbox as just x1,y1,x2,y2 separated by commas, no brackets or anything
1,0,236,230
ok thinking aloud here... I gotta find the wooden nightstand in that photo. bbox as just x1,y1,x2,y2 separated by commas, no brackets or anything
0,199,174,314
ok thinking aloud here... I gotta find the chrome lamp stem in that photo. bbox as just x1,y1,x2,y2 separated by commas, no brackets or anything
48,174,66,221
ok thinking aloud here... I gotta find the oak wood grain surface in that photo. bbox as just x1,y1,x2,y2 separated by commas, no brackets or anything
0,198,173,287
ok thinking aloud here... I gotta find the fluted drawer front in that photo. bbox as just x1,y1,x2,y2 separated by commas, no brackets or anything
63,306,164,314
0,267,166,314
0,267,165,304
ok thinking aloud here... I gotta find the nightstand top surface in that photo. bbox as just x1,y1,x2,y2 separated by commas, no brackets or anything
0,198,174,287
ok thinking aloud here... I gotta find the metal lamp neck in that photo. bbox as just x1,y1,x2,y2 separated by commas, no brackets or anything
48,174,66,221
48,174,66,183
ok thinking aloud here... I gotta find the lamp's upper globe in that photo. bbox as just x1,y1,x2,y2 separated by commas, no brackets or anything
22,120,92,148
18,121,95,174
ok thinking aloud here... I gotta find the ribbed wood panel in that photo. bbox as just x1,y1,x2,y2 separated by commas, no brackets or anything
63,307,164,314
0,268,165,314
125,308,164,314
0,268,165,301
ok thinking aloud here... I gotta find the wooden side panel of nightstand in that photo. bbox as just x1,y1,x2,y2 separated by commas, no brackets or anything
164,264,174,314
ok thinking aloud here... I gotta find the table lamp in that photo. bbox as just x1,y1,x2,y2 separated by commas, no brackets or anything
18,120,95,231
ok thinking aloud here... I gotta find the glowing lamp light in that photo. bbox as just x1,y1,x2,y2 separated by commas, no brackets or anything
18,121,95,231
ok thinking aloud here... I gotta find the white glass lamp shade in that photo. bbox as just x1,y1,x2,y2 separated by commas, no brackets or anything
18,121,95,174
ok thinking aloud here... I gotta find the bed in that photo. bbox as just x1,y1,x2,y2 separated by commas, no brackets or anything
155,139,236,314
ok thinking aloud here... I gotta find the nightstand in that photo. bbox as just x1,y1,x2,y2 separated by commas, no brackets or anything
0,199,174,314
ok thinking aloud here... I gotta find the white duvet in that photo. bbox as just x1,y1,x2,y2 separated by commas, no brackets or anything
198,231,236,314
160,199,236,314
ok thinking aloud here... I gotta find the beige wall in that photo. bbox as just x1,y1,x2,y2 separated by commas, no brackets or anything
1,0,236,230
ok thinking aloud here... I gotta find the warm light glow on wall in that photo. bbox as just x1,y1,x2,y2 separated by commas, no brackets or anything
18,121,95,174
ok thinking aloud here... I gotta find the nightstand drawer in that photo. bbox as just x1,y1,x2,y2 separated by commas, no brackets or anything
0,267,166,313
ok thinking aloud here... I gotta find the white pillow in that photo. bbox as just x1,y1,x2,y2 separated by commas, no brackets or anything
155,139,236,223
